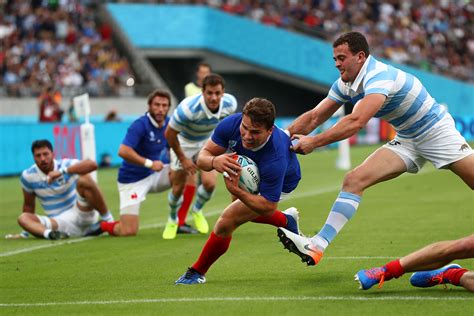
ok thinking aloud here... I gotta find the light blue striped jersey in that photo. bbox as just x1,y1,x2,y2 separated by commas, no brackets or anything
328,55,447,139
20,159,79,217
169,93,237,142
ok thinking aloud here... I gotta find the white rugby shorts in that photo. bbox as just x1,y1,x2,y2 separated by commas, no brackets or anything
170,138,207,171
118,164,171,215
53,204,100,237
384,114,473,173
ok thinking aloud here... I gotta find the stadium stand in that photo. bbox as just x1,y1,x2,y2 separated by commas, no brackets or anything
148,0,473,83
0,0,136,97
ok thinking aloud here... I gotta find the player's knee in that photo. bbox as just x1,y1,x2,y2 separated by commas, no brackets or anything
201,182,215,193
17,213,35,228
214,217,234,235
76,174,95,190
342,169,364,191
453,235,474,258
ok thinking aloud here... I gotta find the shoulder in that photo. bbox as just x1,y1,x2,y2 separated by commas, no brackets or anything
222,93,237,106
21,165,37,180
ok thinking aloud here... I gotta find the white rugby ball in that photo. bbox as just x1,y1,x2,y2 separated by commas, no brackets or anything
232,154,260,194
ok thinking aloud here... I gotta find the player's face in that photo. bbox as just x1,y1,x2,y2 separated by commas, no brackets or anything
203,84,224,113
333,43,365,83
240,115,273,150
148,96,170,126
33,147,54,174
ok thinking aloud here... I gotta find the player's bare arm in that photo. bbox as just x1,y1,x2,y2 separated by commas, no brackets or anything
287,98,340,136
197,139,241,174
118,144,163,172
47,159,97,183
223,171,277,216
293,94,386,154
22,189,36,214
165,125,197,175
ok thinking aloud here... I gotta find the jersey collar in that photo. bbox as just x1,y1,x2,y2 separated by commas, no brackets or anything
349,55,372,93
147,112,163,128
200,96,222,119
247,132,272,152
35,159,58,178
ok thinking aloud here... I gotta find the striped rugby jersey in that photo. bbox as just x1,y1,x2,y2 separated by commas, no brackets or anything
169,93,237,142
20,159,79,217
328,55,447,139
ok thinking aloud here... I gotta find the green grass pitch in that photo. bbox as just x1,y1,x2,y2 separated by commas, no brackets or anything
1,145,473,315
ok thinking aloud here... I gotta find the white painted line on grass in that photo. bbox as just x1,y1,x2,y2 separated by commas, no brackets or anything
0,295,472,307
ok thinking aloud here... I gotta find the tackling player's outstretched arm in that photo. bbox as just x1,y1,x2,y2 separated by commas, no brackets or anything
312,94,386,147
292,94,386,154
287,98,340,136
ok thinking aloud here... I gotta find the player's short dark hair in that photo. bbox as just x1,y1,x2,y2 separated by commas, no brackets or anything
333,31,370,57
197,62,212,72
147,89,171,106
31,139,53,153
242,98,275,130
202,73,225,90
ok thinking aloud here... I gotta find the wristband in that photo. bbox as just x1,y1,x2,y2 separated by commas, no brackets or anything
59,166,68,175
144,159,153,168
210,156,215,169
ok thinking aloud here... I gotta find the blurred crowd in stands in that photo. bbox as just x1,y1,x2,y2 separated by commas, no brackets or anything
1,0,472,101
155,0,474,82
0,0,135,98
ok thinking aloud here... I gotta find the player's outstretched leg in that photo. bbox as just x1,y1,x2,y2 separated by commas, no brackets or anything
355,259,405,290
410,264,466,288
277,227,323,266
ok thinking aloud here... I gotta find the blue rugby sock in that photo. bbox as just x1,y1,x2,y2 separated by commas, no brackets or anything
311,191,361,250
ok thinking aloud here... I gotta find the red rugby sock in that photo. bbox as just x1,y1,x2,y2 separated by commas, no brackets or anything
100,221,119,236
443,268,468,286
192,232,232,274
178,184,196,226
383,259,405,280
252,210,286,227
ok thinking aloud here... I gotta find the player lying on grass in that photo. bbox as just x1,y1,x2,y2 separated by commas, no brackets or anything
175,97,302,285
355,234,474,292
277,31,474,268
14,139,113,240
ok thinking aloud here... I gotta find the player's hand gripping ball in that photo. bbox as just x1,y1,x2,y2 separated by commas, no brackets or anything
231,154,260,194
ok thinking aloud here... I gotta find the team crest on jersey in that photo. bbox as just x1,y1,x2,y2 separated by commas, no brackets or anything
149,131,156,142
228,140,237,151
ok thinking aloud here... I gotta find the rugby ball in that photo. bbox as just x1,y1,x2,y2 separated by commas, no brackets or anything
231,154,260,194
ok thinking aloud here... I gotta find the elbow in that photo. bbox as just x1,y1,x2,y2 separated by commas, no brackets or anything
118,147,125,159
196,152,206,169
88,159,98,171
